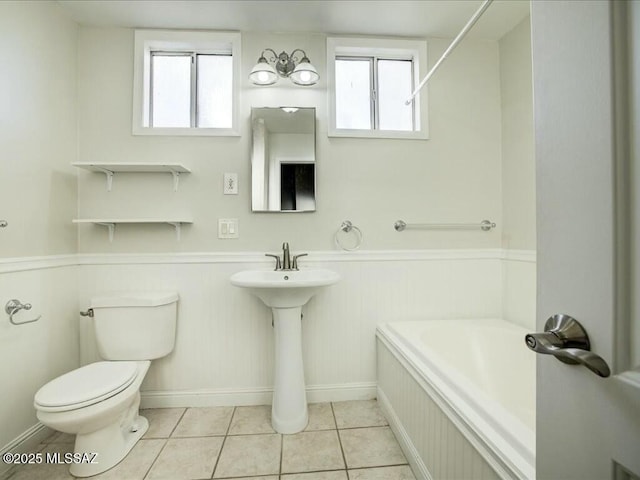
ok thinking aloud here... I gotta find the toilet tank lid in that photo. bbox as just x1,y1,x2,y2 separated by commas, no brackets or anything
91,291,179,308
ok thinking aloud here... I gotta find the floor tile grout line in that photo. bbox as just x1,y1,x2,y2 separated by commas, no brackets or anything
331,402,350,475
141,408,180,479
338,425,391,431
279,430,284,477
146,433,228,440
223,406,236,437
348,462,412,470
281,466,348,475
210,406,236,479
142,437,169,480
167,407,188,438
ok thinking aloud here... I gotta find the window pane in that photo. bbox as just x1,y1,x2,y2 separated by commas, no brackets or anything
378,59,414,131
151,54,191,128
335,59,371,129
197,55,233,128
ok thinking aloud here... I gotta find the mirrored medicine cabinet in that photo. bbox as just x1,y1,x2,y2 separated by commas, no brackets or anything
251,107,316,212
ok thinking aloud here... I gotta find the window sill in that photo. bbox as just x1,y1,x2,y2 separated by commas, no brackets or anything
328,128,429,140
132,126,240,137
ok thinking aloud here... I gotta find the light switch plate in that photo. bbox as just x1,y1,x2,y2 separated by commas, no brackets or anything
223,173,238,194
218,218,238,239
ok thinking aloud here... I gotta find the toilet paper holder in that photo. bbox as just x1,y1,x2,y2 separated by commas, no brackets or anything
5,299,41,325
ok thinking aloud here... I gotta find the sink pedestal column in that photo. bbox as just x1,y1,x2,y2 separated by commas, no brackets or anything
271,306,308,433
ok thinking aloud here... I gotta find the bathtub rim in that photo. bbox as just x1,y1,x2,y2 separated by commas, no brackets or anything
376,321,535,480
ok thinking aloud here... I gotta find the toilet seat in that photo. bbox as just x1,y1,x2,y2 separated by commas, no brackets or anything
34,361,138,412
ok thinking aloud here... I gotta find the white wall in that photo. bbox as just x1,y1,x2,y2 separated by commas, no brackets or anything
76,29,503,253
499,16,537,330
0,1,78,257
500,16,536,251
0,0,80,463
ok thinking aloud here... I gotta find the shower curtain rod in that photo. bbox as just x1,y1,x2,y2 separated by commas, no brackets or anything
405,0,494,105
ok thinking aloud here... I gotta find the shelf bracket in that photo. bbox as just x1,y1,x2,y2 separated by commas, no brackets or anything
171,170,181,191
94,167,115,191
96,222,116,242
167,222,182,241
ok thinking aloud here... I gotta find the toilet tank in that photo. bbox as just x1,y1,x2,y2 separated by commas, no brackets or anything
91,292,178,361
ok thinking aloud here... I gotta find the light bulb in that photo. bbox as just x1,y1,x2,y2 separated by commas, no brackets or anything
258,71,269,83
299,71,311,82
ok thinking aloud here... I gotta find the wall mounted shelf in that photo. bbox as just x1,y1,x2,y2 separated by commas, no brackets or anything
73,218,193,242
72,162,191,191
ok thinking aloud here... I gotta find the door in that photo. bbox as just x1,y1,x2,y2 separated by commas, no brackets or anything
531,1,640,479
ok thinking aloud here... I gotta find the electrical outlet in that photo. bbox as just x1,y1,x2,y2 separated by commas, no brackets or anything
223,173,238,194
218,218,239,239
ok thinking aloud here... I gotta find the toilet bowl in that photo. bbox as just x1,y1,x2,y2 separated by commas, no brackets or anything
34,292,178,477
35,361,150,477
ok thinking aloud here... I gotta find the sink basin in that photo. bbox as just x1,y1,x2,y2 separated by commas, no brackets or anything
230,268,340,308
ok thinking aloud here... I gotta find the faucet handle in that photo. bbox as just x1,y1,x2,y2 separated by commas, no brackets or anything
265,254,282,271
292,253,308,270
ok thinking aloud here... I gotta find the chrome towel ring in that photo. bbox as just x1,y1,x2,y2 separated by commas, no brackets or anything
334,220,363,251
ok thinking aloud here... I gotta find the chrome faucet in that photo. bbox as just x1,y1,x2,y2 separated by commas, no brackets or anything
265,242,308,271
281,242,291,270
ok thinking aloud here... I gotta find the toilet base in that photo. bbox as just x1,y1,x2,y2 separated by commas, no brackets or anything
69,395,149,477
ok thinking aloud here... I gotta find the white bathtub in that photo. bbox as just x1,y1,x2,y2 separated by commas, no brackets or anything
376,319,535,480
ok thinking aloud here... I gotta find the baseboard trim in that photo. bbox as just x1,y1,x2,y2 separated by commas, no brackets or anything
377,387,432,480
140,382,377,409
0,423,52,477
307,382,377,403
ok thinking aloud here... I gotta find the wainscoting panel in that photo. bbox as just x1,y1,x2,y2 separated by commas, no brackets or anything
0,262,79,469
501,251,536,330
76,251,503,406
377,339,502,480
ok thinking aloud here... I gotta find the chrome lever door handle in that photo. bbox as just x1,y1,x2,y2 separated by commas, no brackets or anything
552,347,610,378
525,314,611,378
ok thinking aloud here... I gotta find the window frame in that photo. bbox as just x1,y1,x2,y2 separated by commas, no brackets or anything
327,37,429,140
133,30,241,136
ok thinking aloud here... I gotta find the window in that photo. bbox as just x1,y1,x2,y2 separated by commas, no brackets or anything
328,37,428,139
133,30,241,136
149,52,232,128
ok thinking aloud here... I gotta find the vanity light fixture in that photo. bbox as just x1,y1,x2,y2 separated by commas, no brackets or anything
249,48,319,86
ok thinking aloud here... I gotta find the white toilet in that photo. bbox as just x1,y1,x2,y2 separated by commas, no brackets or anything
34,292,179,477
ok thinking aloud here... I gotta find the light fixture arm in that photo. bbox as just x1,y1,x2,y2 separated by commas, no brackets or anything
288,49,308,64
259,48,310,77
260,48,280,63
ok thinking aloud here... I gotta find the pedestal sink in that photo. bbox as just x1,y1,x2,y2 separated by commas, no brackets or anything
230,268,340,433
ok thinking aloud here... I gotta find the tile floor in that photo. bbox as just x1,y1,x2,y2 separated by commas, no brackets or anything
3,400,416,480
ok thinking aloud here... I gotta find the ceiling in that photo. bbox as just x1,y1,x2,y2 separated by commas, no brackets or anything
56,0,530,40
